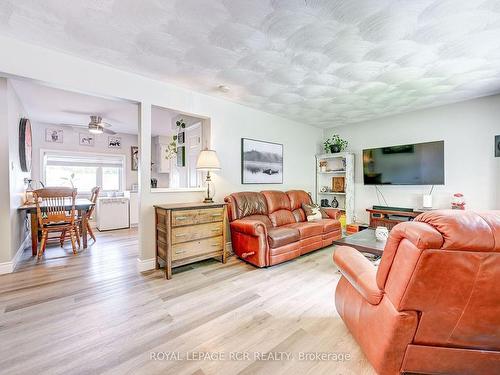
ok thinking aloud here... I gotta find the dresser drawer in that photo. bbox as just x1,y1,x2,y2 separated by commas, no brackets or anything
172,222,222,244
172,236,223,261
172,208,224,227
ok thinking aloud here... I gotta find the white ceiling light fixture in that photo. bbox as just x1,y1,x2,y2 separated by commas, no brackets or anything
87,115,116,134
88,115,104,134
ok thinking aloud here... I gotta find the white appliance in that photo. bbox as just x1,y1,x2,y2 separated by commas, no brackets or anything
96,197,130,231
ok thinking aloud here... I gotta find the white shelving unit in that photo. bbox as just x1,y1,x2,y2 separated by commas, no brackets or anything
315,152,355,224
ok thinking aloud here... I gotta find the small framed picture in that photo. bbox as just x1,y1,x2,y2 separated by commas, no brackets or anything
332,176,345,192
177,145,185,167
79,133,95,147
45,128,63,143
108,136,121,149
495,135,500,157
131,146,139,171
177,132,185,144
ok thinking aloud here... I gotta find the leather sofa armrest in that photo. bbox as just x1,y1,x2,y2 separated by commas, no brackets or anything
323,208,342,220
333,246,383,305
230,219,268,237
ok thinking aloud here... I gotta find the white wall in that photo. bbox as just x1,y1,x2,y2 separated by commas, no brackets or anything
325,95,500,223
0,78,31,268
0,36,322,268
30,123,139,191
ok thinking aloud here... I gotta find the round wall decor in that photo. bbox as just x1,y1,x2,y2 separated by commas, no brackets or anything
19,118,32,173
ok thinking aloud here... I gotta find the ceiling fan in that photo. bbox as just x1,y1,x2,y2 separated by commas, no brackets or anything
62,115,116,135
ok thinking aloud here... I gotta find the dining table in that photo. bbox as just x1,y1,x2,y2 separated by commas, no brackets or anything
18,198,95,256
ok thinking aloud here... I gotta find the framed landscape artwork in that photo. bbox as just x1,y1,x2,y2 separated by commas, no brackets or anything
241,138,283,184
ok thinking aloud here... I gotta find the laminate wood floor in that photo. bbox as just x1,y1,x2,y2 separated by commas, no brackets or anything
0,228,375,375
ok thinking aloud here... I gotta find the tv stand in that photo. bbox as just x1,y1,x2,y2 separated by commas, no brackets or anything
367,207,424,230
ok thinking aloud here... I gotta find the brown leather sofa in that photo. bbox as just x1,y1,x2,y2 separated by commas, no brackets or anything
225,190,342,267
334,210,500,375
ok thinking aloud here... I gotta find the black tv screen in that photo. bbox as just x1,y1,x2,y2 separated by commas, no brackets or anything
363,141,444,185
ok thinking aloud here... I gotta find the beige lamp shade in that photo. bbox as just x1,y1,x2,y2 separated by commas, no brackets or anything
196,149,221,171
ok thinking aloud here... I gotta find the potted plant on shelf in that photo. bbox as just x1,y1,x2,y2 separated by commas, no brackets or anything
324,134,348,153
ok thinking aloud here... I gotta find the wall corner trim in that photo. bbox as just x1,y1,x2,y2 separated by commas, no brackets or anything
137,257,156,273
0,235,30,275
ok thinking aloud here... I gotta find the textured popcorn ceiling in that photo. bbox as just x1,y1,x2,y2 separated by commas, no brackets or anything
2,0,500,127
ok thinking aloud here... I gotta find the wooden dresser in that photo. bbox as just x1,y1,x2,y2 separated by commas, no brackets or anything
154,202,227,279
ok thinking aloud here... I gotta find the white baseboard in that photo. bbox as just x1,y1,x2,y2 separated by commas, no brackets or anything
137,257,156,272
0,235,30,275
0,261,13,275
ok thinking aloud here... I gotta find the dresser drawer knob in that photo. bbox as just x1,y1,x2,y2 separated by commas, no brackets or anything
175,233,187,237
175,250,186,254
176,216,187,220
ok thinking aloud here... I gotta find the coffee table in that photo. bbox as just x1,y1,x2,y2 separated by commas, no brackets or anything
332,228,385,257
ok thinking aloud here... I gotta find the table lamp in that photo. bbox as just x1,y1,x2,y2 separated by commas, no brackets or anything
196,149,221,203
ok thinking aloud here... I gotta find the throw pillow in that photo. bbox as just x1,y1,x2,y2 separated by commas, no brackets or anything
302,203,327,221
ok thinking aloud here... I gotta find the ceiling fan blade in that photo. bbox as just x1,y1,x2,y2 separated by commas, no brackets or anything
102,128,116,135
60,123,87,128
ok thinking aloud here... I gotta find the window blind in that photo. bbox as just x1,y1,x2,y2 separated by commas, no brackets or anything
44,153,125,168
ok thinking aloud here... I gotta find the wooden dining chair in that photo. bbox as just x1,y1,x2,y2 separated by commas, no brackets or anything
60,186,100,245
33,187,79,258
85,186,100,242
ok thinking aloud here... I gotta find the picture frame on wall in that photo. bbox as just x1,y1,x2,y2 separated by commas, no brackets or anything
108,136,121,149
45,128,63,143
496,135,500,157
177,131,185,144
241,138,283,184
79,133,95,147
131,146,139,171
177,145,185,167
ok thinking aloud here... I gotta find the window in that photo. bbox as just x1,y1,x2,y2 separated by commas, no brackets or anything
43,151,125,193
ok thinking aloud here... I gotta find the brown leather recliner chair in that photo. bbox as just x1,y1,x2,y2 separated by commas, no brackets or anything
333,210,500,375
225,190,342,267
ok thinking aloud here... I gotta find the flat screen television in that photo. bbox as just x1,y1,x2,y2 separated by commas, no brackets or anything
363,141,444,185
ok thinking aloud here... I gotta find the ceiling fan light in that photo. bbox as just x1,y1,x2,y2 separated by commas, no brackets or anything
88,123,103,134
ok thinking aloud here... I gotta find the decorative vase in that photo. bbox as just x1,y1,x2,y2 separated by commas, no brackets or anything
331,196,339,208
375,226,389,242
329,144,341,153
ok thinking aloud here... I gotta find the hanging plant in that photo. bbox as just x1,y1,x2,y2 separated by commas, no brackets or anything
164,137,178,160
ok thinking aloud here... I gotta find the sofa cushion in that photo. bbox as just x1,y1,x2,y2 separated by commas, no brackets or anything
287,190,312,223
267,227,300,248
287,190,312,210
284,222,324,239
262,190,291,212
262,191,295,227
240,214,273,229
315,218,341,233
225,192,268,221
